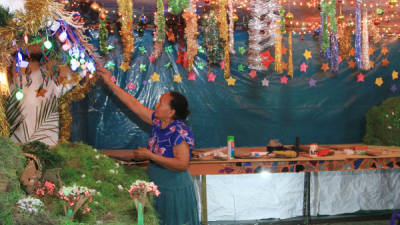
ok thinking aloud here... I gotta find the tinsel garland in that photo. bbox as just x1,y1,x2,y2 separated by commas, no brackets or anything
369,20,382,44
182,0,199,72
361,8,369,70
0,95,10,137
288,31,293,77
320,0,330,53
319,12,330,60
152,0,166,60
117,0,134,63
274,32,282,73
247,0,279,71
280,6,286,34
58,76,99,143
355,0,362,68
218,0,230,79
98,15,109,56
203,11,223,65
339,26,352,60
328,0,339,73
168,0,189,15
228,0,235,54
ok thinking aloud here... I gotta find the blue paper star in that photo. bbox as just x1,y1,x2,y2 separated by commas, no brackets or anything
391,84,397,93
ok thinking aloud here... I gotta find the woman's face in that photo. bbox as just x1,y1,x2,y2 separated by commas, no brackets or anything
154,93,175,120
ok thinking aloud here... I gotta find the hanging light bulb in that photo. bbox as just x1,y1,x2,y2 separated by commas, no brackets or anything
24,31,29,45
0,67,9,96
15,89,24,101
58,30,68,43
44,39,53,50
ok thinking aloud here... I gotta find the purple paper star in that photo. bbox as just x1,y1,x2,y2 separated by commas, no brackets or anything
142,80,148,85
391,84,397,93
309,78,317,87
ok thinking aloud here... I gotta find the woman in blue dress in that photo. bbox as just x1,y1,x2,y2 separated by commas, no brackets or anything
98,67,200,225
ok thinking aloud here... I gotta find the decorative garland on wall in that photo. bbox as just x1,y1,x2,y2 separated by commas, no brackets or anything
218,0,230,79
182,0,199,72
151,0,166,60
117,0,134,64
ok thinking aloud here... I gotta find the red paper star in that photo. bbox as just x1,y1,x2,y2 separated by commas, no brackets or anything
280,75,288,84
338,56,342,64
249,70,257,78
219,61,225,69
188,72,196,81
126,81,135,90
357,73,365,82
207,72,216,82
149,55,155,63
300,62,308,72
260,50,274,69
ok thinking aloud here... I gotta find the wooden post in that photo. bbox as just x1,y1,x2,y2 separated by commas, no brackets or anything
201,175,208,225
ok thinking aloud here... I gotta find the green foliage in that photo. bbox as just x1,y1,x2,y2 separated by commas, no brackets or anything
52,142,159,224
99,19,109,55
22,141,63,171
0,6,13,27
156,0,166,42
5,89,25,140
203,11,223,64
168,0,189,15
364,97,400,146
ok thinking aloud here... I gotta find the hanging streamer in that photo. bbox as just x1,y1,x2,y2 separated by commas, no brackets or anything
228,0,235,54
339,26,352,60
218,0,230,78
361,8,369,70
328,0,339,73
355,0,362,68
288,31,293,77
182,0,199,72
117,0,134,63
152,0,166,60
274,32,282,73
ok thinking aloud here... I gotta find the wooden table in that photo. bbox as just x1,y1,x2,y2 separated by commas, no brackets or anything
102,145,400,225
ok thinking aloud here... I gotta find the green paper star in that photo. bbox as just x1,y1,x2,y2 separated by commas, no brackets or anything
238,64,245,72
139,64,147,72
197,61,205,70
139,46,147,54
107,45,115,50
198,46,205,54
165,45,173,53
238,47,246,55
164,62,172,68
105,61,116,70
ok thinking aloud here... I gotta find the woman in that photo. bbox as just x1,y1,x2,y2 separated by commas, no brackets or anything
97,67,200,225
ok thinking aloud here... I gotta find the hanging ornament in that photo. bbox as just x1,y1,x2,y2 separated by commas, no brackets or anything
99,11,106,20
99,10,109,56
183,0,199,72
286,12,294,20
361,8,369,70
374,18,381,25
389,0,398,5
369,20,382,44
44,39,53,50
203,11,223,65
339,26,352,60
137,7,148,37
90,2,100,11
58,29,68,43
117,0,135,64
384,16,390,23
376,8,384,16
151,0,166,60
15,89,24,101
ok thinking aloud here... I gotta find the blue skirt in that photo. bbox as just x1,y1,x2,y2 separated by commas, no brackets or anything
147,162,200,225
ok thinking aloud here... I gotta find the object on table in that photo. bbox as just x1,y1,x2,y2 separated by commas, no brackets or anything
343,149,354,155
191,147,228,160
267,139,285,153
250,150,269,157
317,148,334,156
309,143,318,157
272,150,297,158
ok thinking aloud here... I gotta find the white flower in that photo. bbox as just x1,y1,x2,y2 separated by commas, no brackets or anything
388,126,392,130
115,163,120,168
95,155,100,159
109,169,115,174
93,148,98,152
386,114,389,118
81,174,86,178
17,197,44,215
96,180,102,183
94,201,99,205
118,185,123,191
392,111,395,115
97,191,101,196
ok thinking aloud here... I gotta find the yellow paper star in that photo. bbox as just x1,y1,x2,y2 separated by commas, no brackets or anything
392,70,398,80
382,58,390,67
151,72,160,82
226,76,236,86
381,46,389,55
173,73,182,83
375,77,383,86
120,61,130,72
321,63,330,72
369,60,374,69
281,61,288,71
303,49,312,60
369,47,374,55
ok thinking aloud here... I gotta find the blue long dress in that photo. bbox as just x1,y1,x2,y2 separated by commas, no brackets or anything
147,113,200,225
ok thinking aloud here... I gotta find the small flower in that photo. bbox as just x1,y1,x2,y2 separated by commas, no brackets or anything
94,201,99,205
386,114,389,118
96,180,102,183
115,163,120,168
388,126,392,130
392,111,395,115
109,169,115,174
81,174,86,178
93,148,98,152
118,185,123,191
95,155,100,159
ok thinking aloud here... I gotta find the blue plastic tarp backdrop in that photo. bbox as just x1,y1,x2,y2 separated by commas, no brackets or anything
70,30,400,149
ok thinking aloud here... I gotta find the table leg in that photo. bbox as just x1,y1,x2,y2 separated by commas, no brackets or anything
201,175,208,225
303,172,311,225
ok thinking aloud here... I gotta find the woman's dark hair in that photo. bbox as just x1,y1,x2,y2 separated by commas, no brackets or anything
169,91,190,120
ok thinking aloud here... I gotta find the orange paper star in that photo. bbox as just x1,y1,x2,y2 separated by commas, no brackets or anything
381,58,390,67
36,88,47,97
281,61,288,71
381,46,389,55
369,60,374,69
393,70,398,80
348,60,356,69
350,48,355,57
120,61,131,72
321,63,330,72
281,45,287,55
369,47,374,55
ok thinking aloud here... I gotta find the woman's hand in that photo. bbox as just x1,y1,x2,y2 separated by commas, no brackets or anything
97,66,113,85
132,147,153,160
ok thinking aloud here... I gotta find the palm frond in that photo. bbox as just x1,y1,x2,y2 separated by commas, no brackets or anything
5,89,24,139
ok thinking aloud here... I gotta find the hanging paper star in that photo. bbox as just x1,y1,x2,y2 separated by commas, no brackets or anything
357,73,365,82
391,84,397,93
369,60,374,69
149,55,155,63
219,61,225,69
249,70,257,78
143,80,148,85
151,72,160,82
188,72,196,81
321,63,329,72
261,78,269,87
207,72,216,82
260,50,274,68
350,48,355,57
139,46,147,54
164,62,172,68
198,46,205,54
165,45,173,53
375,77,383,86
120,61,130,72
281,62,288,71
226,76,236,86
303,49,312,60
300,62,308,72
280,75,288,84
105,61,116,70
111,76,117,83
309,78,317,87
369,47,374,55
126,81,135,90
173,74,182,83
238,46,246,55
281,45,287,55
392,70,398,80
36,88,47,97
381,46,389,55
348,60,356,69
107,45,115,50
139,64,147,72
338,56,342,64
238,64,245,72
382,58,390,67
197,61,205,70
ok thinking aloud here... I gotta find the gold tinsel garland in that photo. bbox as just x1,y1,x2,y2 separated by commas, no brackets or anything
58,76,99,143
288,31,294,77
339,26,352,60
0,95,10,137
117,0,135,64
274,32,282,73
182,2,199,72
227,0,235,54
218,0,230,79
